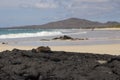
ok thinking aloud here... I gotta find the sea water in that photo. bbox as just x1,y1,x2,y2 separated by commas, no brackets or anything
0,29,88,39
0,29,120,46
0,29,63,39
0,29,120,39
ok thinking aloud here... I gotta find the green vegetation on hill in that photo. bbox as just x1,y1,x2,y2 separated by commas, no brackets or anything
104,25,120,28
111,25,120,28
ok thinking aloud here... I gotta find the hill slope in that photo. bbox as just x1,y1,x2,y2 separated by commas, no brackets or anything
2,18,120,29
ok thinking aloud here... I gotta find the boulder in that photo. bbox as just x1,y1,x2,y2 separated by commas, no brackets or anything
36,46,51,53
53,35,89,40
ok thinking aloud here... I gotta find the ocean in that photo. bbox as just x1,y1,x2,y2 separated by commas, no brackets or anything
0,29,88,39
0,29,63,39
0,29,120,46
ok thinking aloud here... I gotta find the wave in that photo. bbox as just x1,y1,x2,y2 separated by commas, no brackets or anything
64,31,87,35
0,31,63,39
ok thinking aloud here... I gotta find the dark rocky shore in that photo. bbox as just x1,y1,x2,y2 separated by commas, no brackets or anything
0,47,120,80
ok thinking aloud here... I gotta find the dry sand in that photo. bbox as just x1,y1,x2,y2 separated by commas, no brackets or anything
94,28,120,30
0,44,36,51
51,44,120,55
0,44,120,55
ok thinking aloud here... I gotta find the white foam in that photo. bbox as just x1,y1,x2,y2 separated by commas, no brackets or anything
64,31,87,35
0,31,63,39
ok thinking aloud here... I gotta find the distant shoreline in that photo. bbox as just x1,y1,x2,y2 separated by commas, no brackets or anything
93,28,120,30
1,27,120,30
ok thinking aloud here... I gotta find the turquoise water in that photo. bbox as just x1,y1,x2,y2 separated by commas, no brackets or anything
0,29,53,35
0,29,64,39
0,29,120,40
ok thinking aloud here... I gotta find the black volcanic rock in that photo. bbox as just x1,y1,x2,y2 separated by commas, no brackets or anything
53,35,73,40
2,18,120,29
52,35,89,40
0,47,120,80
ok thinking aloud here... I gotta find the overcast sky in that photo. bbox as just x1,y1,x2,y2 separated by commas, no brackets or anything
0,0,120,27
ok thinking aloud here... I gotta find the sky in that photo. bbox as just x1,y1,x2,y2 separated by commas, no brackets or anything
0,0,120,27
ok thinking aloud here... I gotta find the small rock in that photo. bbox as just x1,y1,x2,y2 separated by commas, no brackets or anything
97,60,108,64
78,38,89,40
31,49,37,53
2,42,8,44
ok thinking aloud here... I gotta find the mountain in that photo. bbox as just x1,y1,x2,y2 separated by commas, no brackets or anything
105,21,120,25
2,18,120,29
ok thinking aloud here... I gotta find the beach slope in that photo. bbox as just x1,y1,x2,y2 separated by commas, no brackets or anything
0,44,120,55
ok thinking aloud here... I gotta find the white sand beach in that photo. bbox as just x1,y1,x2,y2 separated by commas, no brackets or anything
0,44,120,55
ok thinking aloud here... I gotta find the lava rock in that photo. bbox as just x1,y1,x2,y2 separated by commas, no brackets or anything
36,46,51,53
0,47,120,80
53,35,73,40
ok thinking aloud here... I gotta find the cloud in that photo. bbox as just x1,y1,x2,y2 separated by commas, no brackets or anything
34,3,57,9
20,0,58,9
0,0,58,9
0,0,119,10
76,0,109,2
0,0,120,22
0,0,119,18
58,0,119,17
0,0,21,8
